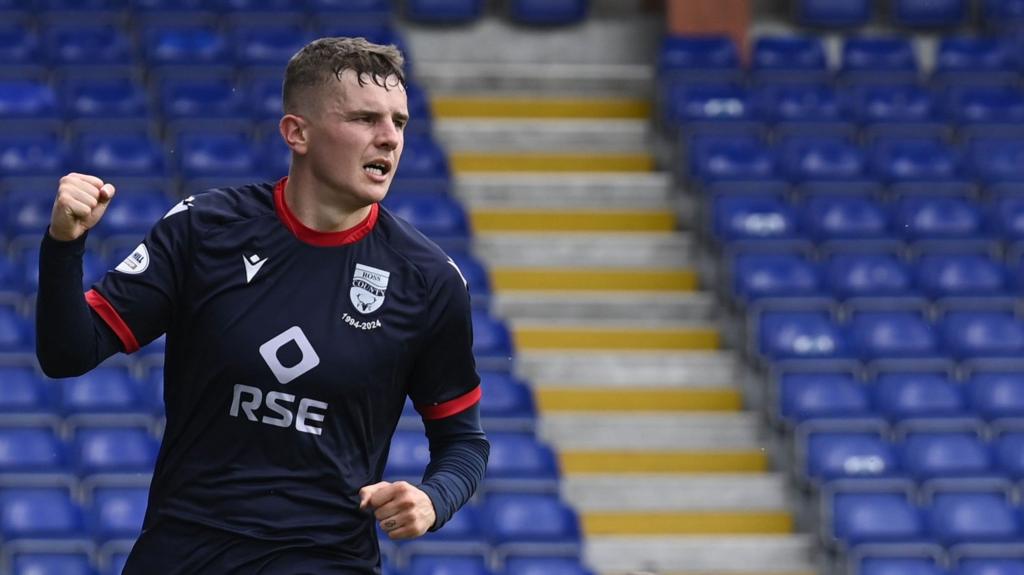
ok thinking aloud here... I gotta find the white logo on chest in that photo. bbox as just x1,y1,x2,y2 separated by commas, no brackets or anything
243,253,268,284
350,263,390,314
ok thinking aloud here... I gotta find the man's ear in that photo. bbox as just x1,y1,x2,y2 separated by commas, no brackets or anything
280,114,308,155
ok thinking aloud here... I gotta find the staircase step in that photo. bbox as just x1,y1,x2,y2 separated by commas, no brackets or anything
452,152,654,173
541,413,762,451
456,172,672,207
537,387,741,412
513,323,719,351
494,292,715,323
518,351,740,388
471,209,674,232
436,119,650,152
559,451,767,474
474,232,690,267
492,268,696,292
586,535,816,574
582,511,793,536
432,97,650,118
563,474,790,510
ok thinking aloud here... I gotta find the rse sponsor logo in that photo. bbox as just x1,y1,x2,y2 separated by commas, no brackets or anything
343,312,382,331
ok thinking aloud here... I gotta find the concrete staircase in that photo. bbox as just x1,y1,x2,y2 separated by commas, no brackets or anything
405,10,817,575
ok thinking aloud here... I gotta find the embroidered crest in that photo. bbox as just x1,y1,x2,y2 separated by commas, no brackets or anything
350,263,390,314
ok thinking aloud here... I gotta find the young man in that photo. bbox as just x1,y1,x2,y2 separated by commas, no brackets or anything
36,38,489,574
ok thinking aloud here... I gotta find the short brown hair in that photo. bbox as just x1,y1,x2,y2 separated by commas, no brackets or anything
282,37,406,114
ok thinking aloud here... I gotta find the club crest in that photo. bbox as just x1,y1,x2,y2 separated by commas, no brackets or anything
350,263,390,315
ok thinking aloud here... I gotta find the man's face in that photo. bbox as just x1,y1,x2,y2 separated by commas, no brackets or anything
301,69,408,208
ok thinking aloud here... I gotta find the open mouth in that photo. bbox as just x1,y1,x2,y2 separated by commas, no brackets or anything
363,161,391,177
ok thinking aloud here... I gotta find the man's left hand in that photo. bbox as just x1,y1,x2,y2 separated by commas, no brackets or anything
358,480,436,540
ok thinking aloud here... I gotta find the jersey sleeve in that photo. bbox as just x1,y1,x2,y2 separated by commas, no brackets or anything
88,198,191,353
407,261,481,419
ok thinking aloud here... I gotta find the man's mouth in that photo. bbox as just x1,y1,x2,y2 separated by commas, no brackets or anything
363,162,391,177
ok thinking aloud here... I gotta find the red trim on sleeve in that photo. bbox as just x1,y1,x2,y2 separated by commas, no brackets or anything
416,385,482,421
85,289,140,353
273,177,379,247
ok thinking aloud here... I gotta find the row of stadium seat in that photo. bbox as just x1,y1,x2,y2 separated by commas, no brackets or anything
850,547,1024,575
792,0,988,30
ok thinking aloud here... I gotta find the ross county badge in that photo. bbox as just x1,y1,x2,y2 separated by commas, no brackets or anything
350,263,390,314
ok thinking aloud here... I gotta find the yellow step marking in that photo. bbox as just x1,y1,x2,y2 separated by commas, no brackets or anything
514,326,719,351
561,451,767,474
470,210,675,232
537,388,742,412
583,511,793,535
491,268,696,291
432,97,650,119
451,152,654,173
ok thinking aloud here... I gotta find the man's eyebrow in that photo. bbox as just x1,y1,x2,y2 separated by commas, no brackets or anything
393,111,410,123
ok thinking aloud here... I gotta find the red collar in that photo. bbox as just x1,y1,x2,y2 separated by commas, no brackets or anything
273,177,378,247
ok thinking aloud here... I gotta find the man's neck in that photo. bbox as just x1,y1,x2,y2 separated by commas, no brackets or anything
283,172,373,233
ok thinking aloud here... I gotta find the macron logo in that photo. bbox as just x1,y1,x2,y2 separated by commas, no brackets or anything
243,253,268,284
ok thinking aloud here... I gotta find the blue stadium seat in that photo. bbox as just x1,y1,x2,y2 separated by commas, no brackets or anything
870,138,961,184
915,252,1008,298
900,430,993,480
711,190,798,244
160,76,246,120
11,551,96,575
966,371,1024,420
691,135,776,183
507,0,587,26
926,490,1021,545
750,36,828,83
983,0,1024,33
177,131,258,179
393,135,451,185
61,75,148,121
731,251,822,302
942,85,1024,127
804,428,899,483
777,135,864,183
447,251,490,308
384,429,428,479
410,503,484,548
803,194,890,241
88,485,148,541
757,309,847,361
892,194,982,240
968,138,1024,184
872,371,965,421
658,36,741,81
481,493,580,547
847,310,939,360
402,82,433,135
0,304,32,353
403,0,483,24
58,366,145,415
72,425,158,476
828,487,924,547
230,23,314,67
130,0,209,11
933,37,1016,86
383,194,469,245
752,84,844,126
825,250,914,299
245,74,283,120
142,24,229,67
892,0,966,28
940,310,1024,359
0,366,54,413
663,84,753,130
39,0,126,10
856,555,947,575
0,22,39,66
485,432,558,488
95,191,169,240
74,133,166,178
0,487,85,539
844,84,937,125
0,132,66,178
953,557,1024,575
478,372,536,429
779,371,871,423
44,22,132,66
0,426,67,473
216,0,303,13
256,126,290,180
0,80,59,120
994,431,1024,479
405,554,493,575
841,37,918,82
307,0,391,17
796,0,871,28
470,312,513,367
504,556,595,575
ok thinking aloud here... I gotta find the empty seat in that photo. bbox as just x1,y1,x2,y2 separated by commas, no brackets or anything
61,75,148,120
710,187,796,243
507,0,587,25
485,432,558,487
994,431,1024,479
848,310,939,360
828,487,924,547
942,85,1024,125
58,366,145,415
74,133,166,178
142,24,229,67
0,132,66,177
750,36,828,82
478,372,536,428
306,0,391,16
915,252,1008,298
856,555,946,575
657,36,740,81
933,36,1015,86
44,22,132,66
796,0,872,28
802,193,890,241
841,37,918,82
408,503,484,548
383,429,428,479
953,557,1024,575
891,194,982,240
900,431,993,480
752,83,844,126
779,371,870,423
691,135,776,183
11,551,95,575
757,309,847,361
160,76,246,120
405,554,493,575
481,493,580,547
844,83,937,125
824,251,914,298
778,136,864,182
0,23,39,66
0,304,32,353
664,84,753,129
447,251,490,307
0,366,54,413
245,73,283,120
731,251,822,302
968,138,1024,183
966,370,1024,420
393,135,451,184
0,486,85,540
0,80,58,120
872,371,965,421
72,425,158,476
804,429,899,483
940,310,1024,359
383,194,469,245
230,23,314,67
870,138,961,183
470,311,513,366
176,131,257,179
893,0,966,28
403,0,484,24
504,556,595,575
0,426,67,473
88,485,149,541
926,490,1021,545
95,191,169,240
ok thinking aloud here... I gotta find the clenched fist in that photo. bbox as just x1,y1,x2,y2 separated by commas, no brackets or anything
359,480,436,540
49,172,116,242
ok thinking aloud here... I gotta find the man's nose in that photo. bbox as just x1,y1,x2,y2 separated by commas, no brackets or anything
375,122,400,150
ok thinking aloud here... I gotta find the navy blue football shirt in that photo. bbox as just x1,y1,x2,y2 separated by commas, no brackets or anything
84,178,484,570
